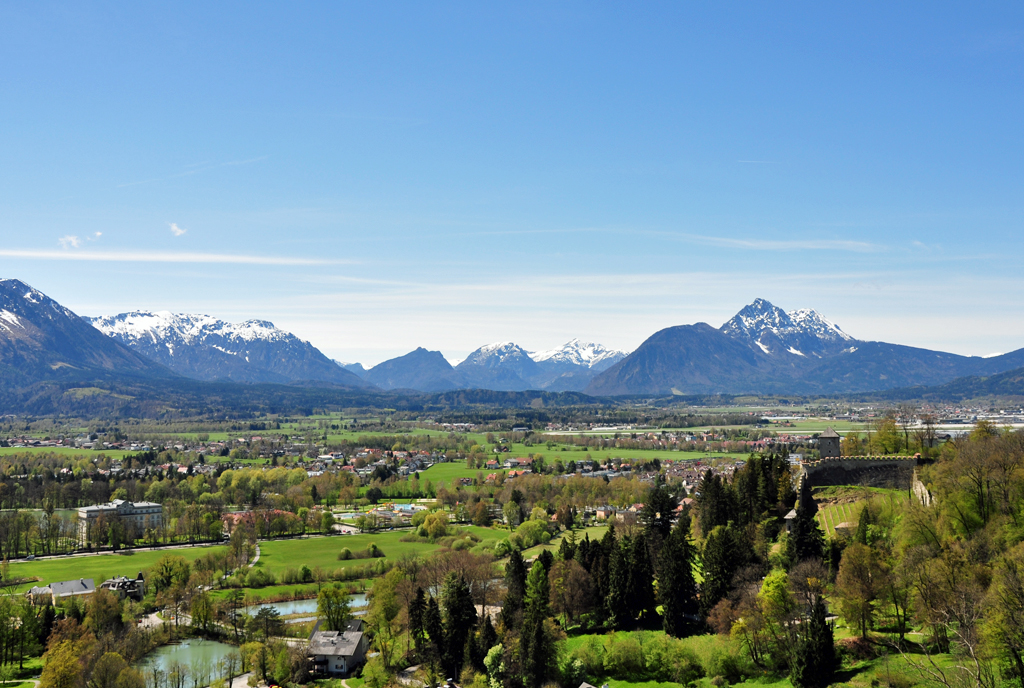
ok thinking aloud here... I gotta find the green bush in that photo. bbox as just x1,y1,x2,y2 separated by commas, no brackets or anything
245,567,276,588
569,637,605,678
338,548,353,560
603,635,645,681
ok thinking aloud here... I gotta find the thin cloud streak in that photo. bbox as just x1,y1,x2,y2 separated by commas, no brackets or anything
0,248,351,266
458,227,881,252
117,156,268,188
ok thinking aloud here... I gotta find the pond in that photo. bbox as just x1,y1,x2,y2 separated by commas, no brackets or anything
136,639,237,673
246,593,367,621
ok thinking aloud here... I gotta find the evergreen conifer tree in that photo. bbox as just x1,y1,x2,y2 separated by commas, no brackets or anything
606,536,631,628
424,596,443,670
660,512,698,637
787,477,824,564
627,532,657,624
500,549,527,629
791,595,837,688
700,525,744,618
441,574,477,679
408,587,426,651
520,561,554,688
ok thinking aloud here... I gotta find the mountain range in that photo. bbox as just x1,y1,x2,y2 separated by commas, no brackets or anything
87,311,370,387
4,279,1024,401
584,298,1024,395
353,340,627,392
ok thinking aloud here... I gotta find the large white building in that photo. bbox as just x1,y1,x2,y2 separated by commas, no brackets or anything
78,499,163,541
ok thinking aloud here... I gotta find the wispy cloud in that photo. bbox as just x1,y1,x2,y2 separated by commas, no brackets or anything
58,235,81,249
680,234,880,253
459,226,881,252
0,249,351,266
117,156,268,188
169,223,187,237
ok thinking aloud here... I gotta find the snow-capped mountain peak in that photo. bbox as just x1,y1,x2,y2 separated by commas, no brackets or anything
530,338,628,370
460,341,533,368
720,299,857,356
88,311,298,349
85,309,367,386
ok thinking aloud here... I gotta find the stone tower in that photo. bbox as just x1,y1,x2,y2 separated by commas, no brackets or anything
819,426,841,459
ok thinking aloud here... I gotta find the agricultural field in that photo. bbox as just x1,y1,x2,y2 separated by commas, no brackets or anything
816,501,860,537
4,543,229,593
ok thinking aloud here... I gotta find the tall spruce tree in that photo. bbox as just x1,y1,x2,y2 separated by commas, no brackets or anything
700,524,745,618
627,532,657,624
787,477,824,564
424,596,443,670
408,587,426,652
440,574,477,679
660,512,698,637
501,549,527,629
520,561,555,688
791,595,837,688
606,536,631,628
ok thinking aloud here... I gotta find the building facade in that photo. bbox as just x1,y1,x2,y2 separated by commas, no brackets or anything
78,499,163,542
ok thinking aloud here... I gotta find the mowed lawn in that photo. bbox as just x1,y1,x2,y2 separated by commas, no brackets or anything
5,544,229,593
255,526,508,577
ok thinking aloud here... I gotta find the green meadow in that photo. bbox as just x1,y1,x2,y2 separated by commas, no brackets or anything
5,544,229,593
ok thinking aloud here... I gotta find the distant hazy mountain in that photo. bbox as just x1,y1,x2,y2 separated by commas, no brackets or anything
358,339,630,393
0,279,175,388
364,347,465,392
586,298,1024,396
335,361,368,378
88,311,371,387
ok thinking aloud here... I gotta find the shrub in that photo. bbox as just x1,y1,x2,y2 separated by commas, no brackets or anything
604,635,645,681
338,548,353,560
569,637,605,678
366,543,384,558
245,568,276,588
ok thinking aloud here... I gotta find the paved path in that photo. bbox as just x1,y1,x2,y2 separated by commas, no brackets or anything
250,544,261,567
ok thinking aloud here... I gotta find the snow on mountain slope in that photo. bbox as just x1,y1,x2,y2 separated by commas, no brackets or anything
0,279,174,386
720,298,856,357
787,308,853,343
87,310,369,386
530,338,628,371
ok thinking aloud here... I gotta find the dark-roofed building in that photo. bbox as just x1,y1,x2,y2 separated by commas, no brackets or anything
100,572,145,602
28,578,96,605
308,620,368,677
819,427,841,459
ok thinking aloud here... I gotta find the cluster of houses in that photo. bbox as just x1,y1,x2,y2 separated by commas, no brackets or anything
27,571,145,606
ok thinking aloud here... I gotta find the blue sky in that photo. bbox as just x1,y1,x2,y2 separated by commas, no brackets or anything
2,3,1023,365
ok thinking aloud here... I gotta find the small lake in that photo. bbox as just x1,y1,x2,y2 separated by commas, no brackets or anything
246,593,367,620
137,639,236,673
